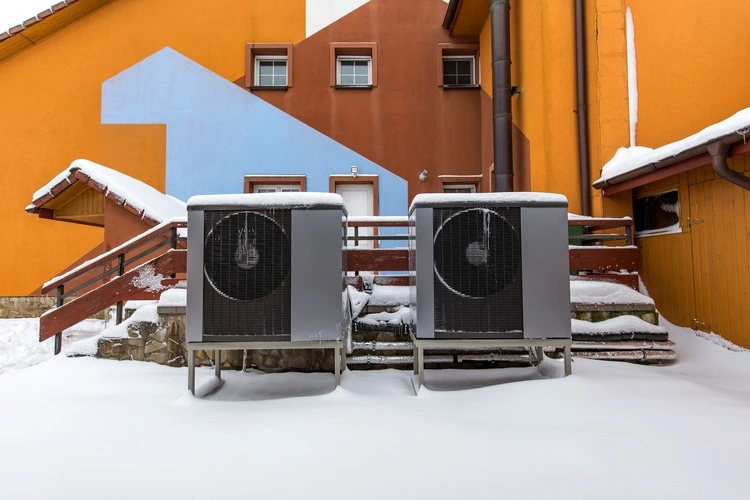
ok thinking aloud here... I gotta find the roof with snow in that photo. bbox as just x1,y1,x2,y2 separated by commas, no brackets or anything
26,159,186,226
594,107,750,192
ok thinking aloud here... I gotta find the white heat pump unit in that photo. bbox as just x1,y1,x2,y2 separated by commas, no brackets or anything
186,193,348,343
409,193,571,340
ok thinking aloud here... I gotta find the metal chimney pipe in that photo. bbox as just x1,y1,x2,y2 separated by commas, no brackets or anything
491,0,513,192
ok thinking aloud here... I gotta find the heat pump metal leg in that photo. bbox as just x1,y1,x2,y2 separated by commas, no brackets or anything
341,344,347,372
413,345,418,375
564,345,572,376
214,350,221,380
417,346,425,388
188,349,195,395
334,346,341,386
535,346,544,364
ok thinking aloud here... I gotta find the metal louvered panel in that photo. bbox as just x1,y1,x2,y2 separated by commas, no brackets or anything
432,206,524,338
202,209,291,340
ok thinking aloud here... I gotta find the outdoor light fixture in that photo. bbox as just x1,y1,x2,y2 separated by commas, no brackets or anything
350,165,359,178
419,170,428,181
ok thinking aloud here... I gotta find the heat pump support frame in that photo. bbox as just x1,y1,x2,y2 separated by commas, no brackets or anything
187,339,347,395
409,332,572,393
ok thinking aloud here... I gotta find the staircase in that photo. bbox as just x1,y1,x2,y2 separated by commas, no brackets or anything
40,219,187,353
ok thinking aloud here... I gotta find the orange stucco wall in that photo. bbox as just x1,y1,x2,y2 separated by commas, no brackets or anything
0,0,305,295
628,0,750,148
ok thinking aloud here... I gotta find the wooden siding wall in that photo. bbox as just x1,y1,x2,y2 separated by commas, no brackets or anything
635,153,750,348
635,174,695,327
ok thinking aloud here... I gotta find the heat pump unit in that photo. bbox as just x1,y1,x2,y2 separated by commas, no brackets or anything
409,193,570,340
187,193,348,343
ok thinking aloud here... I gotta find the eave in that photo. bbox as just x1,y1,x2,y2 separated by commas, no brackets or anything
0,0,118,66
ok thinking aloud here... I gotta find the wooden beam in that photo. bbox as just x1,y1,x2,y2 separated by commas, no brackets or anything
569,247,639,272
345,248,408,272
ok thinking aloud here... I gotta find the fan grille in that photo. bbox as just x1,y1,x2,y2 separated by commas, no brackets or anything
432,206,524,338
202,209,291,339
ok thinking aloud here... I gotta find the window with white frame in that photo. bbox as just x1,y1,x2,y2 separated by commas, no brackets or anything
336,56,372,86
443,183,477,194
633,189,681,236
254,184,301,194
442,56,476,87
254,55,288,87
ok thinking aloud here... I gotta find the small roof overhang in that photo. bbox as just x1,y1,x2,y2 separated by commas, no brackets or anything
443,0,490,36
594,108,750,196
26,159,186,227
0,0,118,65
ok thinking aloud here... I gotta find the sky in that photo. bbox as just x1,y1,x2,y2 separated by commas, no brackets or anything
0,0,56,32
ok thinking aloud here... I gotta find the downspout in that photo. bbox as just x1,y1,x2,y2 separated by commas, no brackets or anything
491,0,513,192
575,0,592,215
707,141,750,191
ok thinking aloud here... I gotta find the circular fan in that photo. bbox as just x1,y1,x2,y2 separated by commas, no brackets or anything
204,211,290,301
433,208,521,298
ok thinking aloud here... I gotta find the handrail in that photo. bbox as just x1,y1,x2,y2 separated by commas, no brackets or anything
42,218,187,354
42,218,186,294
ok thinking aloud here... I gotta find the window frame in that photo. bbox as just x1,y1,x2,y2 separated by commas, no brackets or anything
253,55,289,88
442,183,477,194
243,175,306,194
436,43,480,89
245,43,293,90
330,42,378,88
336,55,372,87
633,188,682,238
441,55,476,88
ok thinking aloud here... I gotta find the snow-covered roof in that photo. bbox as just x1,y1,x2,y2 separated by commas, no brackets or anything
410,192,568,212
187,193,345,211
27,159,186,225
594,107,750,188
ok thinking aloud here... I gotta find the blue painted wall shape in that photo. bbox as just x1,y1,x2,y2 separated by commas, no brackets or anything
101,47,408,219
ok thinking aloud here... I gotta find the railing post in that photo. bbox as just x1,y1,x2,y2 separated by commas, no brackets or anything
170,225,178,279
54,285,64,355
353,226,360,277
625,224,633,246
116,253,125,325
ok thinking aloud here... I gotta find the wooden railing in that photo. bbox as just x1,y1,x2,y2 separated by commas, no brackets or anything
568,216,639,289
344,215,639,289
41,219,187,353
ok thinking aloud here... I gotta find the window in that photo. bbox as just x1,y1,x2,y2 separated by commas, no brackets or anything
330,42,377,88
245,43,293,89
437,43,479,88
254,56,288,87
337,56,372,86
244,175,306,193
442,56,475,87
443,184,477,194
633,190,681,236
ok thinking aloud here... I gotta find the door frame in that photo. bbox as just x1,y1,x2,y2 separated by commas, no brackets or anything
329,175,379,217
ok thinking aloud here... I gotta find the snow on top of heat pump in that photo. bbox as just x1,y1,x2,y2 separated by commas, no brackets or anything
410,192,568,211
187,192,345,210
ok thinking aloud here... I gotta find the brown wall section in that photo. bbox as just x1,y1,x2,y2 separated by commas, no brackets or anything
244,0,482,201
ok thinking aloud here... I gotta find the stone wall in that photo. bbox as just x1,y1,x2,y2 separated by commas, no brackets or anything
0,296,112,320
0,296,58,318
96,308,336,373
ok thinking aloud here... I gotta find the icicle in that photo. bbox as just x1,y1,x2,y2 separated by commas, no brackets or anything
737,127,750,144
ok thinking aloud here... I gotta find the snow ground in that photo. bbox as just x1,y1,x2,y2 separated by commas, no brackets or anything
1,319,749,499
